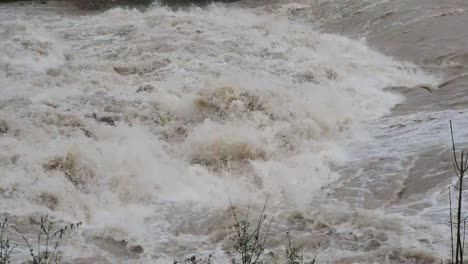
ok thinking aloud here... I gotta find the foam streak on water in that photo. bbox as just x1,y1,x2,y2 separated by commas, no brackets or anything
0,1,445,263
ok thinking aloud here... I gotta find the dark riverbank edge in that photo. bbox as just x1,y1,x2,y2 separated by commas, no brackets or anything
0,0,240,9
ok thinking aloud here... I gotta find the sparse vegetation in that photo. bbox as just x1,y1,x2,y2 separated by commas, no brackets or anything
4,123,468,263
0,218,15,264
224,194,319,264
226,194,275,264
285,232,318,264
448,121,468,264
0,216,81,264
174,255,213,264
0,122,463,264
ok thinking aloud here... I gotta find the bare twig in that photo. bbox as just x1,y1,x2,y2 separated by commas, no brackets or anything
450,187,455,263
449,121,468,264
227,193,275,264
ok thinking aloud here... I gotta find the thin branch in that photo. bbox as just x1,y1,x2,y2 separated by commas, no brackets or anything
253,194,276,264
450,121,459,167
450,187,454,264
0,217,7,261
11,226,37,263
38,218,43,263
228,196,241,239
454,164,461,178
246,194,251,231
250,193,270,264
47,238,60,264
464,151,468,170
463,219,466,258
45,222,51,262
311,242,320,264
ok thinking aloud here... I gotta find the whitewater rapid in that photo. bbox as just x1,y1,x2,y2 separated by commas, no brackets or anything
0,1,459,263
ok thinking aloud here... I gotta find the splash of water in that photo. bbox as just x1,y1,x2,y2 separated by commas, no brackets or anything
0,2,441,262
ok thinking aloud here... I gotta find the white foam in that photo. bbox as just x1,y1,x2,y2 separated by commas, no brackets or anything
0,3,440,262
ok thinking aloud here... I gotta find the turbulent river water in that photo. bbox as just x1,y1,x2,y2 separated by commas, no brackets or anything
1,0,468,263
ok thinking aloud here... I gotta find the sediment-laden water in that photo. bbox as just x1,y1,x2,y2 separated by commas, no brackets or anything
1,0,467,263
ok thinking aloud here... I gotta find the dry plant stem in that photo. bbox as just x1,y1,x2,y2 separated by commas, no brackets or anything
449,121,468,264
